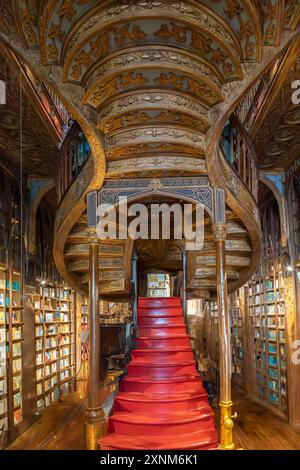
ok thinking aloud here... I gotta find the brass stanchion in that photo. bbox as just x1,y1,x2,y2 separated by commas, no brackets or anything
213,223,236,450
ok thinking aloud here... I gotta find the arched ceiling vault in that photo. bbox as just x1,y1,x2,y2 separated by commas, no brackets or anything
0,1,300,182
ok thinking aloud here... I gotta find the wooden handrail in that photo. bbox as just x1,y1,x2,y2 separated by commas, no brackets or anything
219,114,258,202
57,122,91,203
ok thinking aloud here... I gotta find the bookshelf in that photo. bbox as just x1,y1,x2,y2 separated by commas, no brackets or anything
0,264,24,443
246,267,288,416
230,290,246,393
76,294,88,399
207,294,247,394
0,266,8,440
33,283,76,410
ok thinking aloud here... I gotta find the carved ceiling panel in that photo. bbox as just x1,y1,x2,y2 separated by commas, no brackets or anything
261,0,284,46
0,45,59,176
0,0,297,178
63,19,241,85
253,42,300,170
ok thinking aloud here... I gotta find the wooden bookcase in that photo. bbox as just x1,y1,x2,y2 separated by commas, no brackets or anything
230,290,246,393
31,282,76,410
207,294,247,394
76,294,88,399
0,265,24,444
246,266,288,417
0,265,8,440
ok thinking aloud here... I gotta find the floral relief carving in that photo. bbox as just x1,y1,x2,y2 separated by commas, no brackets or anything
154,22,188,42
113,23,147,45
20,1,38,46
224,0,255,60
106,127,205,150
70,1,236,51
78,48,221,87
98,92,209,120
100,109,210,134
89,72,149,106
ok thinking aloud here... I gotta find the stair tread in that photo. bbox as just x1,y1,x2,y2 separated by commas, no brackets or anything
139,297,180,300
116,391,207,402
123,374,200,383
110,408,213,425
139,324,185,328
138,334,189,340
129,360,195,367
99,430,218,450
133,347,192,353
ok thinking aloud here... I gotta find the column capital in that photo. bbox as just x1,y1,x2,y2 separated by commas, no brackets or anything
87,227,99,245
212,223,227,241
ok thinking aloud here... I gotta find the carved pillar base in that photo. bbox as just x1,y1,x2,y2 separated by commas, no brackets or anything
219,401,236,450
84,407,107,450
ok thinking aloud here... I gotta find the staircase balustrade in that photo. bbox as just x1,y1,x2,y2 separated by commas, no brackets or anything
220,115,258,202
22,64,71,138
57,122,91,202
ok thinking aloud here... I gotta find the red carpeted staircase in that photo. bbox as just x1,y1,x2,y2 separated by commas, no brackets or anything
99,297,219,450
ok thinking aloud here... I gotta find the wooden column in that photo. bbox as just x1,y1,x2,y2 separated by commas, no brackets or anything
213,223,236,450
84,229,106,450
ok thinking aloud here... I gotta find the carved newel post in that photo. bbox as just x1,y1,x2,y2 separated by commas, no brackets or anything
84,228,106,450
213,223,236,450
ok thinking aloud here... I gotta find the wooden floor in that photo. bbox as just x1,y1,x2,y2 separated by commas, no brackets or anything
6,393,86,450
228,397,300,450
6,393,300,450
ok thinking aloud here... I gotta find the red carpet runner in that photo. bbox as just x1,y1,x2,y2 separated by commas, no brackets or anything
99,297,218,450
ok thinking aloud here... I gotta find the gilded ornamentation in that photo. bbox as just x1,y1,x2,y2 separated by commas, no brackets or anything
106,142,202,159
152,21,237,79
284,0,299,28
119,72,148,89
71,31,110,80
107,156,206,174
83,48,222,89
98,92,209,120
70,1,237,51
154,72,220,105
106,127,205,150
212,224,227,241
89,72,149,107
43,0,97,63
224,0,255,60
113,23,147,45
262,0,278,45
100,110,210,134
154,22,188,42
20,2,38,46
88,69,220,108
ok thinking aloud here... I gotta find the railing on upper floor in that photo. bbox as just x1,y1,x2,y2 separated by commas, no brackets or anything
219,114,258,202
57,121,91,202
22,64,72,139
235,54,283,133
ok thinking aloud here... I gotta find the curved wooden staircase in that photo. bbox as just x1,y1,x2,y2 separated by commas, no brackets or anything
100,297,218,450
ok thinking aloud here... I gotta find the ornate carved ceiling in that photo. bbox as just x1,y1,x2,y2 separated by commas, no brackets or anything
0,42,59,176
0,1,298,180
251,37,300,170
